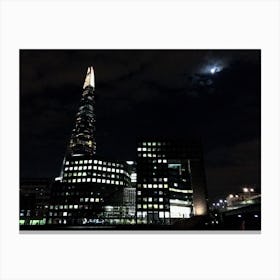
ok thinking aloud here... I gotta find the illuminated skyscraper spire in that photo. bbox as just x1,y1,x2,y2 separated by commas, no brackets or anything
83,66,95,89
67,66,96,157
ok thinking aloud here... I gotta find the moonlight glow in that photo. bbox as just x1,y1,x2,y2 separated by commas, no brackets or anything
210,66,220,74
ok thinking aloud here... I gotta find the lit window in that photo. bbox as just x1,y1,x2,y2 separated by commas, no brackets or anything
97,179,101,183
143,204,147,209
78,172,82,176
159,198,163,202
143,184,147,188
77,179,81,182
116,181,119,185
148,204,152,208
78,166,83,170
95,198,99,202
116,169,119,173
89,160,92,163
163,178,168,182
143,154,147,157
84,160,88,164
106,180,110,184
165,212,170,218
120,170,123,173
137,147,142,151
148,198,153,202
74,166,78,170
74,205,78,209
137,191,141,195
159,212,164,218
137,204,141,209
69,205,73,209
85,198,89,202
153,184,158,188
174,183,178,187
112,168,115,172
72,179,76,183
159,205,164,209
69,167,73,171
98,167,102,170
83,166,87,170
65,161,69,165
90,198,94,202
102,179,106,183
64,167,69,171
98,161,102,164
142,147,147,151
159,184,163,188
88,166,92,170
82,178,86,182
92,178,96,182
63,212,67,216
87,178,90,182
164,184,168,188
148,184,152,188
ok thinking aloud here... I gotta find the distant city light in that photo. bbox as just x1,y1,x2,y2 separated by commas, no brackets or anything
219,199,223,203
243,188,249,192
238,215,242,218
126,161,134,165
250,188,254,192
254,214,258,218
229,194,234,198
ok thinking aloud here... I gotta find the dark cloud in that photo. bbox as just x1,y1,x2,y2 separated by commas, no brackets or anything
20,50,261,200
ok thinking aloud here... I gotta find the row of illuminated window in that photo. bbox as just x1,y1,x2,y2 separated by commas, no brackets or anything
65,160,123,168
137,183,169,189
64,165,126,174
137,195,166,203
49,203,102,210
62,178,126,184
137,204,168,210
140,142,165,146
137,211,171,218
53,191,100,196
138,153,166,158
137,147,164,152
64,172,123,179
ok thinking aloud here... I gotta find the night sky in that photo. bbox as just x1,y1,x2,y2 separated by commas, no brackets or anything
20,50,261,200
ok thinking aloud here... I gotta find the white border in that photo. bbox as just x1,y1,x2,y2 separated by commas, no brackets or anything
1,1,280,279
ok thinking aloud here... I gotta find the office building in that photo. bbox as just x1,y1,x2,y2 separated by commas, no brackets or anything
136,139,208,225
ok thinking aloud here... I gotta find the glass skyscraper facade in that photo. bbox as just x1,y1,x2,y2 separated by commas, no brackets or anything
67,66,96,157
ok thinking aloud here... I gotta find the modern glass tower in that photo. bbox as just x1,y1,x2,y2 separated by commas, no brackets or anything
67,66,96,157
